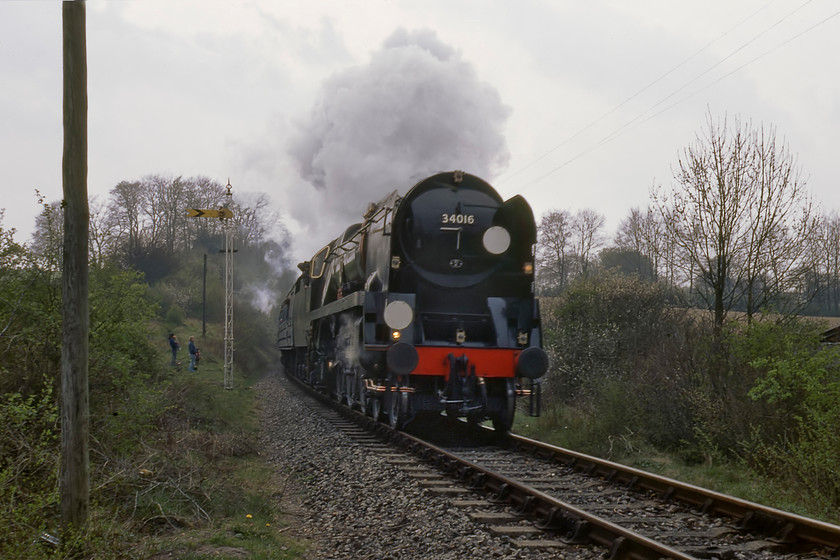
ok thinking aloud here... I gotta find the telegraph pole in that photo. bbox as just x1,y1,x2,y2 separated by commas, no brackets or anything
61,0,90,528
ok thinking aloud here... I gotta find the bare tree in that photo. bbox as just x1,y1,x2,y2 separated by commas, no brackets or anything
739,124,816,320
614,206,663,282
31,193,64,273
108,180,143,260
88,196,114,266
537,208,606,292
810,212,840,315
182,176,227,246
571,208,605,279
537,209,573,295
142,175,188,254
234,194,265,247
139,174,169,251
653,111,816,334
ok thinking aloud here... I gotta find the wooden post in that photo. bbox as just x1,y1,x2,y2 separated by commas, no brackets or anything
202,253,207,337
61,0,90,528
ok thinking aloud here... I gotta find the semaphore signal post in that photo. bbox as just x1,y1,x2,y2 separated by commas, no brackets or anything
186,182,235,389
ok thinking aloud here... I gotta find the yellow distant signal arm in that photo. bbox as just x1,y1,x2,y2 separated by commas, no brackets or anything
186,208,233,219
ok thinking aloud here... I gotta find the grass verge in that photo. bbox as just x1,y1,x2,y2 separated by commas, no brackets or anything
125,350,307,559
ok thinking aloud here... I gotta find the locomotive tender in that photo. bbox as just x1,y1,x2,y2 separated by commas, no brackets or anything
277,171,547,431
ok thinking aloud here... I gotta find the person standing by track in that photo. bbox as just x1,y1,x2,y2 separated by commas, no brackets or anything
168,333,180,367
188,336,198,371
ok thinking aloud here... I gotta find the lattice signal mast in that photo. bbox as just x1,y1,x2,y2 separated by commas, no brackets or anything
222,182,234,389
185,183,236,389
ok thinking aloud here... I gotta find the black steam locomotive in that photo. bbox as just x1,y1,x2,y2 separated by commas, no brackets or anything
277,171,547,431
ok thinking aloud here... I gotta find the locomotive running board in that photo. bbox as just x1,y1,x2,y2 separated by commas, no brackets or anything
308,290,365,321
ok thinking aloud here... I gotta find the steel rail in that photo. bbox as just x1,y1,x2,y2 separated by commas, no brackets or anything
388,430,696,560
508,433,840,551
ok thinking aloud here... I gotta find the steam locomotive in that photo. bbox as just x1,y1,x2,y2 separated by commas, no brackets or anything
277,171,547,431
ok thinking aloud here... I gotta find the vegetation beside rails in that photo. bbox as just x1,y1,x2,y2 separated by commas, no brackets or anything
0,206,309,558
120,336,305,560
521,271,840,526
1,317,306,559
514,411,838,525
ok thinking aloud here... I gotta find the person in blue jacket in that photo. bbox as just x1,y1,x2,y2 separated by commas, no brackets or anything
188,336,198,371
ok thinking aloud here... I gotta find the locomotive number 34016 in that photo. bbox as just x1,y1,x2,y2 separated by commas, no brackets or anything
440,213,475,225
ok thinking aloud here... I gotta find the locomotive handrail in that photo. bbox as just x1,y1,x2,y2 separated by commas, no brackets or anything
309,244,331,279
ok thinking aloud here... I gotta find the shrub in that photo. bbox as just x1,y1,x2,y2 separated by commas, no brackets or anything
542,271,698,454
0,383,60,555
735,320,840,510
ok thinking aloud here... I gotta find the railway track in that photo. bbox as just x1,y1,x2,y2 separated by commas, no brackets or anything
287,373,840,559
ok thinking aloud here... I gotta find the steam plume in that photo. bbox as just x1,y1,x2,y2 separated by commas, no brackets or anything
287,28,511,240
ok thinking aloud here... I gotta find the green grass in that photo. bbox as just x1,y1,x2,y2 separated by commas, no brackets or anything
128,337,309,559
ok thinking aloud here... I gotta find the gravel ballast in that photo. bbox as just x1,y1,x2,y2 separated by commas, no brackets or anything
257,372,597,560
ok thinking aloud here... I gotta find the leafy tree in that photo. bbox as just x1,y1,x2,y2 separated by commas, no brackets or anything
0,212,62,395
0,211,32,343
729,320,840,510
0,235,162,546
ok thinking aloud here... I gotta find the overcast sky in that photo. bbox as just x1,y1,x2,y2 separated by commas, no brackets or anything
1,0,838,262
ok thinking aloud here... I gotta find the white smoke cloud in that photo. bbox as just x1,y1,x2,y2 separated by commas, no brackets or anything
287,28,511,243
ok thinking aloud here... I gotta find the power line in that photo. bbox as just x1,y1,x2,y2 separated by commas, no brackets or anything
496,0,783,187
506,1,837,194
594,6,840,151
582,0,820,154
